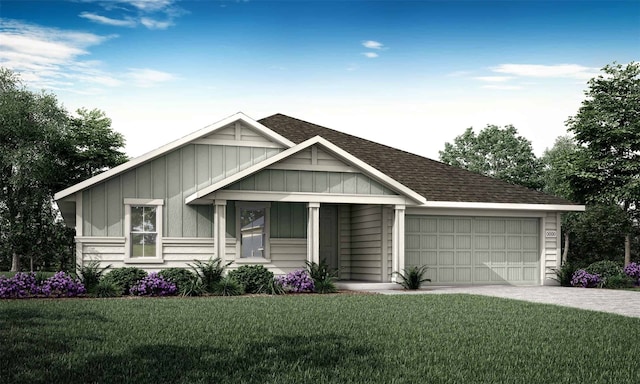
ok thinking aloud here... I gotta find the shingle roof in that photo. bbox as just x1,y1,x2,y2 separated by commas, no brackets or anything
259,114,575,205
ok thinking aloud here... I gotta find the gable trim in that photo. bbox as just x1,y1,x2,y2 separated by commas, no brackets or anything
54,112,296,201
186,136,427,205
409,201,585,212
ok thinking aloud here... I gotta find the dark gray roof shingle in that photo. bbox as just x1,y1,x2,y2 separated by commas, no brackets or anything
259,113,575,205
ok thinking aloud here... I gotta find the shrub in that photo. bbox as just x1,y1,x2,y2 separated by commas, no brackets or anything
189,257,230,293
277,269,315,293
103,267,147,295
305,260,338,294
585,260,623,288
39,272,86,298
158,268,196,292
570,269,602,288
605,274,635,289
265,278,286,295
0,272,40,298
95,280,124,298
78,260,111,294
623,262,640,285
395,265,431,290
228,265,274,294
213,276,244,296
552,262,579,287
179,277,204,297
130,272,177,296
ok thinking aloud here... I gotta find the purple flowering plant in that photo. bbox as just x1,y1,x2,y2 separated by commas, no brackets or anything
0,272,85,299
623,262,640,286
570,269,602,288
277,269,315,293
130,272,177,296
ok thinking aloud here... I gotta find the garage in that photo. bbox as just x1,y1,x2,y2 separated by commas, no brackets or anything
405,216,540,285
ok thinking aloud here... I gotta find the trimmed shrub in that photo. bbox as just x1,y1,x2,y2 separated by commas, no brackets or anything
585,260,622,287
213,276,244,296
277,269,315,293
130,272,177,296
103,267,147,295
158,268,196,293
395,265,431,290
570,269,602,288
228,265,274,294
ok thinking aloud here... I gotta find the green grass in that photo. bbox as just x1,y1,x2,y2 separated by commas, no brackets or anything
1,295,638,384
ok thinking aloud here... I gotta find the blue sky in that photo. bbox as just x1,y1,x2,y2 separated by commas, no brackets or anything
1,0,639,160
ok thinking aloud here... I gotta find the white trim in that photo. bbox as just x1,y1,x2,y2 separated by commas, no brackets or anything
391,205,406,282
75,192,83,272
214,200,226,260
415,201,585,212
406,207,548,218
539,217,546,285
185,136,426,205
76,236,125,244
307,202,320,264
124,200,164,264
54,112,296,201
201,190,412,205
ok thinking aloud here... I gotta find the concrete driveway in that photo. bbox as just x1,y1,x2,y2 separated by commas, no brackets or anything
339,283,640,318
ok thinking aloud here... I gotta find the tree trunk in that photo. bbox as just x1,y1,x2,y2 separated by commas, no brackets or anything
562,231,570,265
11,252,20,272
624,233,631,267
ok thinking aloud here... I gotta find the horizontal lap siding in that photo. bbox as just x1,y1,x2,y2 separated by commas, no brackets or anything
224,239,307,276
350,205,382,281
544,212,561,284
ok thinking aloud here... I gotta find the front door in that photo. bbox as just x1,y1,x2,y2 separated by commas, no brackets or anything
319,205,339,273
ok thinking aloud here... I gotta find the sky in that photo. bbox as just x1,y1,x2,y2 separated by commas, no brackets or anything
1,0,639,161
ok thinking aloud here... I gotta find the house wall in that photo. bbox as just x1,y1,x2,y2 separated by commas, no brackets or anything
543,212,562,285
349,204,384,281
338,205,352,280
81,143,283,238
222,238,308,275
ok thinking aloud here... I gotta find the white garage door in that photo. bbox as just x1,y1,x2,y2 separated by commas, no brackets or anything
405,216,540,285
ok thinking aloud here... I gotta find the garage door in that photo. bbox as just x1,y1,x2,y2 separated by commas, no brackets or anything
405,216,540,285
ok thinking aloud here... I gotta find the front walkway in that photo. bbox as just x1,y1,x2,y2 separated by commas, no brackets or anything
336,282,640,318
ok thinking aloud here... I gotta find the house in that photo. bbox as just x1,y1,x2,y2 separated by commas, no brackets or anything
54,113,584,285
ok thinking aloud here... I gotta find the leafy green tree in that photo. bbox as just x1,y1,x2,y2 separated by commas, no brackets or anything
0,68,127,271
439,124,543,189
566,62,640,266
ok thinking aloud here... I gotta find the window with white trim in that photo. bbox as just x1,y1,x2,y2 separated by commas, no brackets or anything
124,199,164,262
237,202,270,260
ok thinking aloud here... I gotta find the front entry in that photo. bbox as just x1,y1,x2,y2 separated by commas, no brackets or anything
319,205,339,272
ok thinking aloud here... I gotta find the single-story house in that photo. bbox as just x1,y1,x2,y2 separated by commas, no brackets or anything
54,113,584,285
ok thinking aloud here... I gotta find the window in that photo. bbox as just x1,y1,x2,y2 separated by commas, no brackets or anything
237,203,269,260
124,199,163,263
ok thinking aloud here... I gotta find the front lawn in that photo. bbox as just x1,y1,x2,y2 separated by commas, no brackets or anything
1,294,638,384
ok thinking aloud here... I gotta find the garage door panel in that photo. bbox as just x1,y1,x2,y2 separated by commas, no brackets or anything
406,215,540,285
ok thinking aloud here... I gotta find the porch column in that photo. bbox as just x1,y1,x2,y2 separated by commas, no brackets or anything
214,199,227,261
391,204,406,283
307,202,320,264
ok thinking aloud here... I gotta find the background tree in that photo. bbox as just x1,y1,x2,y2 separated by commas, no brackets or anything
439,124,543,189
0,68,127,271
566,62,640,266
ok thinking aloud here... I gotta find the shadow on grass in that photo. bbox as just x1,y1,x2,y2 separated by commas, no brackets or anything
7,333,382,384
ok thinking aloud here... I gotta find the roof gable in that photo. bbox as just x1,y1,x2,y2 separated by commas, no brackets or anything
54,112,295,201
259,114,581,207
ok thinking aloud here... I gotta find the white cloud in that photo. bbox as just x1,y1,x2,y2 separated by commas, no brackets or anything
482,85,523,90
362,40,384,50
474,76,513,82
126,68,175,87
140,17,173,30
79,12,137,27
363,52,378,58
492,63,600,80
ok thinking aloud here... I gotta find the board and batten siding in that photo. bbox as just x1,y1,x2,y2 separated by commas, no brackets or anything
81,143,282,238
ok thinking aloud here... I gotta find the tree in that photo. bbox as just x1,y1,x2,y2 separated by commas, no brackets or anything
439,124,543,189
0,68,127,271
566,62,640,266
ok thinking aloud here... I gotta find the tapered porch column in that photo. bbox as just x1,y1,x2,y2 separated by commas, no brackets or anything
391,204,406,283
307,202,320,264
214,199,227,261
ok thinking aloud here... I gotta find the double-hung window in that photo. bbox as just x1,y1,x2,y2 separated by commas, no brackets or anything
124,199,164,263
